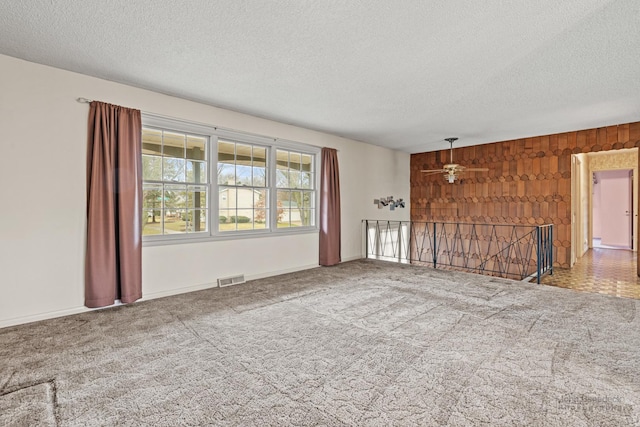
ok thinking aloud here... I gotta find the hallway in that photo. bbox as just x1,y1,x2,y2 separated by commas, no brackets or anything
541,248,640,299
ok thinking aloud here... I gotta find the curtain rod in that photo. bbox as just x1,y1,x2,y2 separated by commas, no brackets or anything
75,97,336,151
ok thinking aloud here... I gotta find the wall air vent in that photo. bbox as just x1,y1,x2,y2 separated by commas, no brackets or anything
217,274,246,287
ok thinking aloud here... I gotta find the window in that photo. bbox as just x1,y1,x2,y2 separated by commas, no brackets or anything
217,140,268,231
276,149,315,228
142,127,208,236
141,114,318,243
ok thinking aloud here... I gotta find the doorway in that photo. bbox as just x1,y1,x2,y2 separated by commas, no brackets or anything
592,169,633,250
570,148,638,266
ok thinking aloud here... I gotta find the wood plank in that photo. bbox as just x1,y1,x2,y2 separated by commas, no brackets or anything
558,133,568,149
618,123,630,143
607,125,618,144
630,122,640,141
597,127,607,145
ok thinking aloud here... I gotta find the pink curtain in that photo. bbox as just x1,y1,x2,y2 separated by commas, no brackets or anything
85,101,142,308
319,148,341,266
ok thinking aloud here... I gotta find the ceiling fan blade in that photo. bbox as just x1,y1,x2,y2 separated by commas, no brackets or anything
462,168,489,172
421,169,445,173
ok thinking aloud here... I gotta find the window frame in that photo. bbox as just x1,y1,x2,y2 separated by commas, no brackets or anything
216,137,271,234
142,114,320,246
274,147,317,229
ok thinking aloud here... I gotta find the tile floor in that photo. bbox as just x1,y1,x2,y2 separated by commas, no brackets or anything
540,248,640,300
592,237,631,250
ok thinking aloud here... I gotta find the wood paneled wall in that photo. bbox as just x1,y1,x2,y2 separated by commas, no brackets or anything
410,122,640,268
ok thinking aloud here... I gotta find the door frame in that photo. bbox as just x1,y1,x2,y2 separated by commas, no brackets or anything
571,155,582,266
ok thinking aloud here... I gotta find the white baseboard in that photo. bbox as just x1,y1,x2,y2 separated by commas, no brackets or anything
245,263,319,281
0,263,324,329
142,281,219,300
0,306,92,329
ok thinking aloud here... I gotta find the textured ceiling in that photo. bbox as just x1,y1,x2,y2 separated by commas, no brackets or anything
1,1,639,152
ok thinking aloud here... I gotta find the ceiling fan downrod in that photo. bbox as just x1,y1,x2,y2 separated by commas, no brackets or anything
445,137,458,164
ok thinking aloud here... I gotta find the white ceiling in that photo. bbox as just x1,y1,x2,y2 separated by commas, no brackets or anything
1,1,639,152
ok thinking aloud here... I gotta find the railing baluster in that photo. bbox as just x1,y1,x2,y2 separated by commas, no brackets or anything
433,222,437,268
365,220,368,259
536,226,542,284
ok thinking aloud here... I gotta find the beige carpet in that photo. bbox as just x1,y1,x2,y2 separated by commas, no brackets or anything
1,260,639,426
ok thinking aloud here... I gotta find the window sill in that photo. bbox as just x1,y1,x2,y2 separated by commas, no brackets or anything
142,226,319,247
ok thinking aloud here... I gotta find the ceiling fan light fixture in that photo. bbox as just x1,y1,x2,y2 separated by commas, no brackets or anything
420,137,489,183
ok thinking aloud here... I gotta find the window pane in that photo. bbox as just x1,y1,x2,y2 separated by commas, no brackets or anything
187,185,207,209
302,191,314,209
253,166,266,187
236,164,252,186
253,147,266,166
186,160,207,183
218,187,232,209
276,168,289,188
186,209,207,233
301,154,312,172
254,189,267,224
254,189,267,206
142,128,162,156
300,172,313,189
186,135,206,160
142,210,162,235
252,146,267,186
236,187,254,209
217,163,235,185
143,184,163,209
276,150,289,188
300,209,313,226
276,149,289,166
244,210,255,230
163,158,185,182
254,209,267,226
218,141,235,160
289,170,301,188
165,184,186,208
277,190,291,227
277,190,290,205
219,187,238,210
290,190,299,206
163,209,185,235
142,155,162,181
162,132,185,158
289,152,302,171
289,191,302,226
236,144,252,161
219,209,232,231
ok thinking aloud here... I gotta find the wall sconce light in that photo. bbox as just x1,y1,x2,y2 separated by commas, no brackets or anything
374,196,405,210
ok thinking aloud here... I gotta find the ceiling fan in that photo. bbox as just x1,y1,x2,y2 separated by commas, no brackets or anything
421,137,489,183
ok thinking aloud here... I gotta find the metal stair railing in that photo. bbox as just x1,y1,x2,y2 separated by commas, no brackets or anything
363,220,554,283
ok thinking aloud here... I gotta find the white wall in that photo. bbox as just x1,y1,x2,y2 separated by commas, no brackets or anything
0,54,410,327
